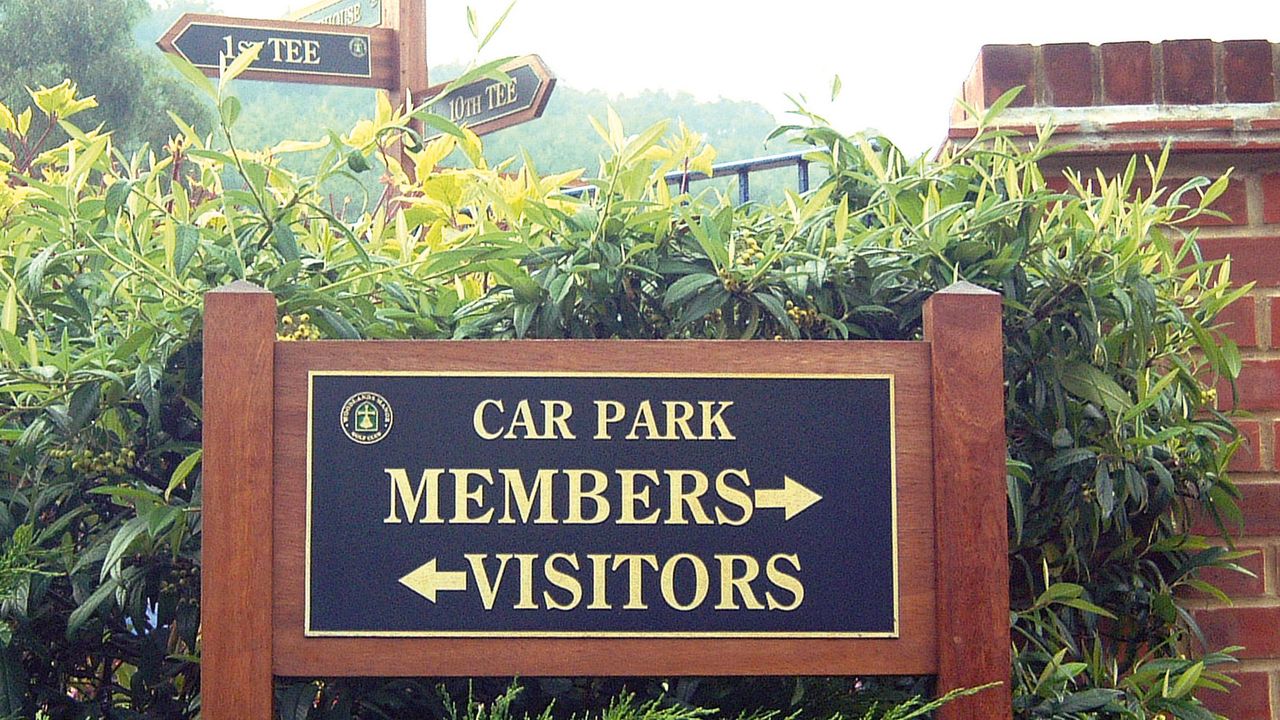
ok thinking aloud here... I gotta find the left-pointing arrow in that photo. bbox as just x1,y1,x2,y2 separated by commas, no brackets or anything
398,558,467,603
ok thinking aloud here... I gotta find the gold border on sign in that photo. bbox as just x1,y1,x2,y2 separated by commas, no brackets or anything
176,22,374,79
304,370,900,639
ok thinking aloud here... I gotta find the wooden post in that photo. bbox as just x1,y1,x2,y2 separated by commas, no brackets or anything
923,282,1012,720
383,0,428,176
202,281,277,719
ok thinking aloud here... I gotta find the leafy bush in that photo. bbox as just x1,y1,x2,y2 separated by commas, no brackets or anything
0,63,1251,720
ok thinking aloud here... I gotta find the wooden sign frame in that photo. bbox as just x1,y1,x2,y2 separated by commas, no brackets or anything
202,281,1011,720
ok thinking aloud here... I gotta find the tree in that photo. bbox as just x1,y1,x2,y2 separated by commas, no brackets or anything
0,0,211,149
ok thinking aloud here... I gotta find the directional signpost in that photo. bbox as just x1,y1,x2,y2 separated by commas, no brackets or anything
424,55,557,137
157,13,395,88
291,0,385,27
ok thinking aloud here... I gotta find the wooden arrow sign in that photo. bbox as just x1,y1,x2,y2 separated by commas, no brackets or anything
289,0,384,28
157,13,397,88
424,54,556,136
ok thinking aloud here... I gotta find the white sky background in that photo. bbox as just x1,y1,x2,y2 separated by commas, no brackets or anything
209,0,1277,155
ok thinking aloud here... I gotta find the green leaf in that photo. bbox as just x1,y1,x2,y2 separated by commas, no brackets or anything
1060,361,1133,415
104,180,132,216
112,327,155,364
68,382,100,432
165,52,217,99
66,576,120,638
175,224,200,274
664,273,720,306
220,41,263,92
101,516,148,582
316,308,360,340
2,282,17,335
277,682,320,720
166,449,202,501
220,95,242,128
274,222,300,263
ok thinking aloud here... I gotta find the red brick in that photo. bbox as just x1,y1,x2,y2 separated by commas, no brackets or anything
1195,546,1266,598
1216,297,1257,349
1236,361,1280,410
1274,300,1280,351
1197,606,1280,658
1263,174,1280,225
1230,420,1263,472
1223,40,1276,103
979,44,1036,107
1242,483,1280,535
1251,118,1280,131
1192,482,1280,536
1201,671,1272,719
1197,237,1280,287
1168,175,1249,227
1162,40,1215,104
1043,43,1095,107
1101,42,1154,104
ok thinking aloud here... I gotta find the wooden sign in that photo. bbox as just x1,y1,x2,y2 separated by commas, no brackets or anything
157,13,397,88
307,372,894,637
291,0,384,27
202,281,1012,720
426,55,556,136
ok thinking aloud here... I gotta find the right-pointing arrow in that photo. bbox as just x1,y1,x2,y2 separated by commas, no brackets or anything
755,476,823,520
398,558,467,603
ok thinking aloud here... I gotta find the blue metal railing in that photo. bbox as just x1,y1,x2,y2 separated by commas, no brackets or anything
565,150,814,204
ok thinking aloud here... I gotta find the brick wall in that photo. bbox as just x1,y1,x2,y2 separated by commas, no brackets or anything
950,41,1280,720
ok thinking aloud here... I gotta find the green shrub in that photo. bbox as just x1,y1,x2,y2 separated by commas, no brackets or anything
0,67,1251,720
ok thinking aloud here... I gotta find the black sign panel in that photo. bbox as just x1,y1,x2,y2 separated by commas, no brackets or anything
427,58,553,132
306,372,897,638
172,21,372,78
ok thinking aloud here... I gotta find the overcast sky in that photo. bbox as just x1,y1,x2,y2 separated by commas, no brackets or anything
209,0,1276,154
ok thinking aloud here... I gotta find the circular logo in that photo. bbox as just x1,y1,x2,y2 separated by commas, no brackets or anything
340,392,393,445
349,37,368,59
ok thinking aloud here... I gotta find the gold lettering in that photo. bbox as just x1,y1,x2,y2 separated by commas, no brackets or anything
765,554,804,611
700,401,736,440
266,37,288,62
498,468,558,524
474,399,504,440
714,468,754,526
587,553,613,609
383,468,443,524
504,399,540,439
715,554,764,610
612,554,659,610
514,553,538,609
543,553,582,611
565,469,610,524
465,553,512,610
543,400,576,440
663,401,697,440
452,469,495,524
594,400,626,439
302,40,321,65
618,469,660,524
660,553,709,611
666,470,713,525
625,400,661,440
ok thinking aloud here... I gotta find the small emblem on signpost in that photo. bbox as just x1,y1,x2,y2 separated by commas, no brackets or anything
340,392,393,444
